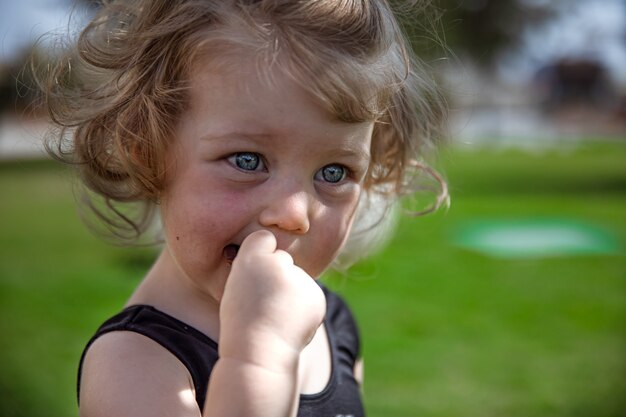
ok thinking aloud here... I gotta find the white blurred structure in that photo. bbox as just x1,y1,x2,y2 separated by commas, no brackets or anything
0,116,49,160
446,0,626,146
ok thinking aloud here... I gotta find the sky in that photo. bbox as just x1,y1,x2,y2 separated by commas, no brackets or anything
1,0,625,86
0,0,88,63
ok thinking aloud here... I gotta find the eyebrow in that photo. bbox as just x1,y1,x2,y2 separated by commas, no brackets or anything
201,131,371,162
328,147,371,163
200,132,271,142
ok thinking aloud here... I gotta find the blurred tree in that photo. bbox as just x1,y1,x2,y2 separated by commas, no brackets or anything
399,0,556,65
0,49,43,116
72,0,100,9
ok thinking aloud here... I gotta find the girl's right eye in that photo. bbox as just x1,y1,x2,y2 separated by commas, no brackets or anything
227,152,265,171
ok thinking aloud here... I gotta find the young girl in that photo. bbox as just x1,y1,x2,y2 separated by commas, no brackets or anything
42,1,446,416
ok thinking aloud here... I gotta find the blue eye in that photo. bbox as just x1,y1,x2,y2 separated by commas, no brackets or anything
230,152,262,171
317,164,346,183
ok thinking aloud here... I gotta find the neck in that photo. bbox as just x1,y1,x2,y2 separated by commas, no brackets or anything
127,248,221,342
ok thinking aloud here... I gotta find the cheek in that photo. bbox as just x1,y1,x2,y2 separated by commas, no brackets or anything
308,204,359,271
161,175,245,231
330,195,362,252
334,210,358,254
160,191,227,253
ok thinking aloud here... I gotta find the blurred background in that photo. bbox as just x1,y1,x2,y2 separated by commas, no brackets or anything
1,0,624,416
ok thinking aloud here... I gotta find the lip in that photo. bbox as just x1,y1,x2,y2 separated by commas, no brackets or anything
223,244,240,264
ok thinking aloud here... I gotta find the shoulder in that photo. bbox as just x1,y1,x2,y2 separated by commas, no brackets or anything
79,331,201,417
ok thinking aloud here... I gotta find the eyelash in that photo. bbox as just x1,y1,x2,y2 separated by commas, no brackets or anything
226,152,353,184
315,164,348,184
227,152,265,172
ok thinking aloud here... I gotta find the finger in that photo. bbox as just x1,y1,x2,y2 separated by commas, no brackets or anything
273,249,294,265
238,230,277,255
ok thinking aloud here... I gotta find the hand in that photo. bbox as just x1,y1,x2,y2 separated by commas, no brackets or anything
218,230,326,371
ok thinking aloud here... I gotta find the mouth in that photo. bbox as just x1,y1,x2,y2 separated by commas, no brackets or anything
223,244,240,265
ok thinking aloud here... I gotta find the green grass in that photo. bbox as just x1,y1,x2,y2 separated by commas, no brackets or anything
1,142,625,417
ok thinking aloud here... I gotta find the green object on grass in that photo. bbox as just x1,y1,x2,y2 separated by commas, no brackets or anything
453,218,622,258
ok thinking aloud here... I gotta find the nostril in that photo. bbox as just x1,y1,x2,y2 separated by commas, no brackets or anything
258,191,311,233
223,244,239,264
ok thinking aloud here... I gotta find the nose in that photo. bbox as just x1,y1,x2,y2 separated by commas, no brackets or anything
258,187,311,234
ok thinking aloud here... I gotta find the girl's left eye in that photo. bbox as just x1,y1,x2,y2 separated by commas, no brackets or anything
316,164,347,183
228,152,264,171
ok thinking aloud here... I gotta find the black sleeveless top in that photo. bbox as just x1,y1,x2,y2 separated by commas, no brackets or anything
78,287,365,416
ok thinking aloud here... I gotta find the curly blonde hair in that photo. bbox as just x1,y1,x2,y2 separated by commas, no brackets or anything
40,0,447,261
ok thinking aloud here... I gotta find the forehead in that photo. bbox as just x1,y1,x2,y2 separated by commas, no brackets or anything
184,50,373,149
187,20,383,123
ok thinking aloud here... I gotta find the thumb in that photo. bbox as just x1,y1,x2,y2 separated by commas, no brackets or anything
238,230,277,255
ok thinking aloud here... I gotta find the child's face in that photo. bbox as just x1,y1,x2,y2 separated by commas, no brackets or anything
160,52,373,302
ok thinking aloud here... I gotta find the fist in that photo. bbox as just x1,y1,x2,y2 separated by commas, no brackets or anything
218,231,326,368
